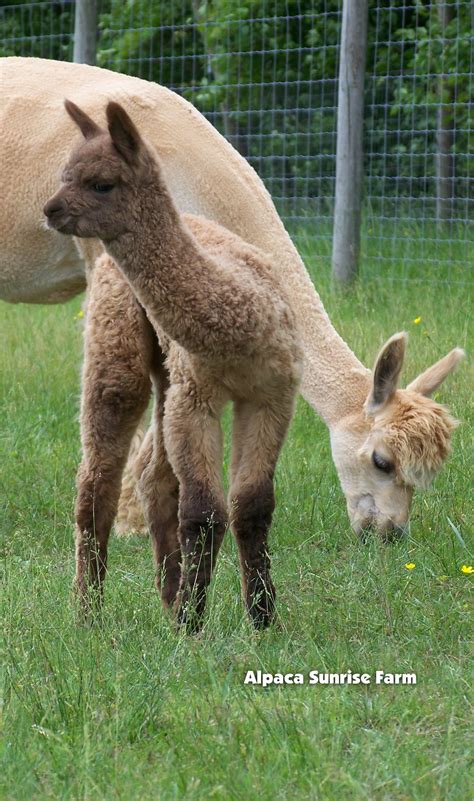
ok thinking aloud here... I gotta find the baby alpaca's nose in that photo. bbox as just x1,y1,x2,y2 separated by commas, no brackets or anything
43,196,67,218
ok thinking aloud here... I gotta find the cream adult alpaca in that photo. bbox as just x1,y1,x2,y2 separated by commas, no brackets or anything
45,100,302,629
2,57,464,534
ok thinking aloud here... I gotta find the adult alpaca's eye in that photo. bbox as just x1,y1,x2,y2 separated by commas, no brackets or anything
92,184,114,194
372,451,394,474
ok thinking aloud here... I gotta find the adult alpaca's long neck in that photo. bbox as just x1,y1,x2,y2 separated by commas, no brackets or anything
281,268,371,426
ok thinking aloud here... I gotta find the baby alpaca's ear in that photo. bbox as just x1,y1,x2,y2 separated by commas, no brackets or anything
64,99,101,139
106,101,143,164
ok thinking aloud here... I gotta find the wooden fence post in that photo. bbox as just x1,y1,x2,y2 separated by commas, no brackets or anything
436,0,455,225
332,0,369,283
73,0,97,65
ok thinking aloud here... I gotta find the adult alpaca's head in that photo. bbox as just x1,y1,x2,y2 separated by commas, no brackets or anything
330,333,463,536
44,100,157,241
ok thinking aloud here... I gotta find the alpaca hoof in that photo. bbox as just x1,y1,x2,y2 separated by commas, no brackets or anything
157,561,182,609
73,584,105,626
174,603,204,635
246,582,276,629
159,581,180,610
248,605,274,630
173,589,206,634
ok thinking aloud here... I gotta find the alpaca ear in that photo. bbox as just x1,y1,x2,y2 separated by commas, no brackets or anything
406,347,465,397
106,101,143,164
64,99,101,139
367,332,407,410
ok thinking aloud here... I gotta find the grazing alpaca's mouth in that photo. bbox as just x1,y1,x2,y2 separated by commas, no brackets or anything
357,520,408,542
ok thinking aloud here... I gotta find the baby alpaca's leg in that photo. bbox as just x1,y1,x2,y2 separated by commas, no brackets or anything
136,355,181,609
229,391,296,628
75,256,154,612
163,382,228,632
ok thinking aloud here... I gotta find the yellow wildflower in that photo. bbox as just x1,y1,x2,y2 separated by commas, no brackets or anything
74,309,85,320
405,562,416,570
413,316,422,325
461,565,474,575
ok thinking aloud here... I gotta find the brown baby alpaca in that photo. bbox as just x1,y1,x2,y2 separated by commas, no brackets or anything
44,100,303,630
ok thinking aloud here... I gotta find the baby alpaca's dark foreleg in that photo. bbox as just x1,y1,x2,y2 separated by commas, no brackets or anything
75,256,154,613
164,384,227,633
229,394,295,628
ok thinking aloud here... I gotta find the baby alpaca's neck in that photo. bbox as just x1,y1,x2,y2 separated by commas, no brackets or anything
104,170,220,349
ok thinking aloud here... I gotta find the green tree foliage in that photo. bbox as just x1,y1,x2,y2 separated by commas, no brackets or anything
187,1,341,212
367,0,472,205
0,0,73,60
97,0,203,88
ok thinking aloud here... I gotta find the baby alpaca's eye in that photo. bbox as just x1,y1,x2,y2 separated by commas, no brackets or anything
92,183,114,194
372,451,394,474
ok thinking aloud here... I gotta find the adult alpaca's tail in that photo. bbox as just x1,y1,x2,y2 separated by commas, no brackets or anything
115,422,148,537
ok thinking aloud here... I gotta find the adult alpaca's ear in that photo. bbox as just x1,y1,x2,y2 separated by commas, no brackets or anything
106,101,143,164
367,332,407,411
406,347,465,397
64,99,101,139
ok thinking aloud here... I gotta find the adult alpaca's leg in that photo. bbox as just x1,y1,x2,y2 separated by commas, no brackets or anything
136,358,181,609
114,419,148,537
163,383,228,632
75,255,154,610
229,393,295,628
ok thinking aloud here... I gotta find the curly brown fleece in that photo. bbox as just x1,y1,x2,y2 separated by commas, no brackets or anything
44,100,303,630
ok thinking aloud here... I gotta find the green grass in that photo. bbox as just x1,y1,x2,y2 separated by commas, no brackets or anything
1,243,473,801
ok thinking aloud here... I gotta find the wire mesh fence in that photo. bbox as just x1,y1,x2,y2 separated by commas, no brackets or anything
1,0,472,283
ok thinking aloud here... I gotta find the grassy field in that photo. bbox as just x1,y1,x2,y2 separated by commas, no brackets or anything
1,240,472,801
